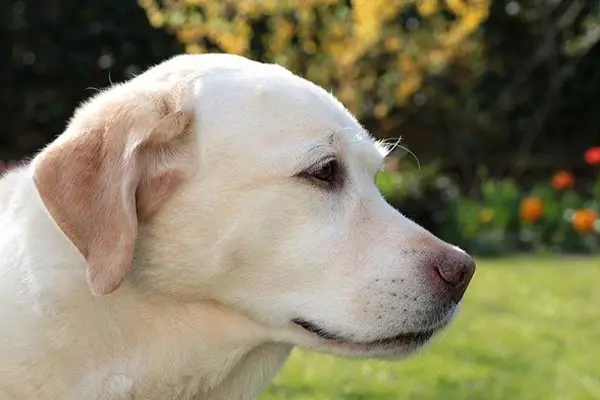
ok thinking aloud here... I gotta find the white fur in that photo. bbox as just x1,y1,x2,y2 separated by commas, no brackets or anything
0,54,473,399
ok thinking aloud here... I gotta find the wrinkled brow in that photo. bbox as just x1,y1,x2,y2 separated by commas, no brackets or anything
341,129,385,172
296,133,336,164
298,130,384,174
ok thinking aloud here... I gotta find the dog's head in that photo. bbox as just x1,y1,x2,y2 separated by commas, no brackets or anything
32,54,475,358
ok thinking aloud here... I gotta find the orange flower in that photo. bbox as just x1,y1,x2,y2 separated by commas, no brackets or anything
519,196,544,222
584,147,600,166
551,171,575,191
572,209,597,233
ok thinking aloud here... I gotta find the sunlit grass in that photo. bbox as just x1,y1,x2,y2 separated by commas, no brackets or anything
262,256,600,400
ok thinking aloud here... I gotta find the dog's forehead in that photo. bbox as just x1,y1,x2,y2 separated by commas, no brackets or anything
252,74,385,168
250,77,385,170
158,54,385,168
225,64,378,147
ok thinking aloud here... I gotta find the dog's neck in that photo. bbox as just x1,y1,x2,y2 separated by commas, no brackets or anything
0,169,292,399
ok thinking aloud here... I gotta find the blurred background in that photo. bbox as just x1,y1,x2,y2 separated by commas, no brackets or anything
2,0,600,398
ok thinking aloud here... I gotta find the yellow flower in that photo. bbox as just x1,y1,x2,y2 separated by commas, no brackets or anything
417,0,439,17
384,36,401,51
373,103,389,119
479,208,495,223
148,11,165,28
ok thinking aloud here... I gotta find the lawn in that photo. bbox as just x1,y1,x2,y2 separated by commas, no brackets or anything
262,256,600,400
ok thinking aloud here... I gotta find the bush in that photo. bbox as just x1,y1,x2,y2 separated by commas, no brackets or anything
378,148,600,255
376,160,460,238
1,0,183,160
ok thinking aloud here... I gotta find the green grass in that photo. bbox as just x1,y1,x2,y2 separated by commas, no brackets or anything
262,256,600,400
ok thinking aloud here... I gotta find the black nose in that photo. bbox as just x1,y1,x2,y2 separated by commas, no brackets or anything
433,248,476,303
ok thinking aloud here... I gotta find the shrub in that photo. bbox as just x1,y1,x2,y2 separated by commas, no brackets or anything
1,0,183,159
377,148,600,255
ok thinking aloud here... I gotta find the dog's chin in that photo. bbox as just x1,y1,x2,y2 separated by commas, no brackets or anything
302,329,438,359
288,309,458,359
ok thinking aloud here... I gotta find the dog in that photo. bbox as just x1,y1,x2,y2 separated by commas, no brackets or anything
0,53,475,399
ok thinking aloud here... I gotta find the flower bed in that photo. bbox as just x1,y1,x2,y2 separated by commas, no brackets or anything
378,147,600,255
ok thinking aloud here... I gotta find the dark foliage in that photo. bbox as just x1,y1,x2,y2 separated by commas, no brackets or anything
0,0,183,159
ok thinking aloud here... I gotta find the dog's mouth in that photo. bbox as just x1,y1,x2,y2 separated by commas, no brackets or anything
291,318,436,348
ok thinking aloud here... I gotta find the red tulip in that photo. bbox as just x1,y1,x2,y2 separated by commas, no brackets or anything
584,146,600,166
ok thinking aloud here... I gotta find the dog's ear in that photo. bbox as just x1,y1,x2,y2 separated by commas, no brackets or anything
33,85,195,295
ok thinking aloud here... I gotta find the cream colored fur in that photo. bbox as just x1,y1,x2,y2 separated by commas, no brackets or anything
0,53,474,399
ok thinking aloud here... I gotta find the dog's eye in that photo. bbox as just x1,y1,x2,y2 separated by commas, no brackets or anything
311,160,336,182
297,157,343,188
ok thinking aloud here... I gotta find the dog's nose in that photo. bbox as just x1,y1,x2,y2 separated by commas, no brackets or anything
432,247,476,303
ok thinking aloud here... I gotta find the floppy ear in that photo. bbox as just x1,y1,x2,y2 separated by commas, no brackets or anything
33,85,195,295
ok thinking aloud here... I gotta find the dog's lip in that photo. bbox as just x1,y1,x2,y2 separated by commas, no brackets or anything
291,318,436,347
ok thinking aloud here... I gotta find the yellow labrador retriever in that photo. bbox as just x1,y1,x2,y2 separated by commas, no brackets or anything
0,54,475,399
